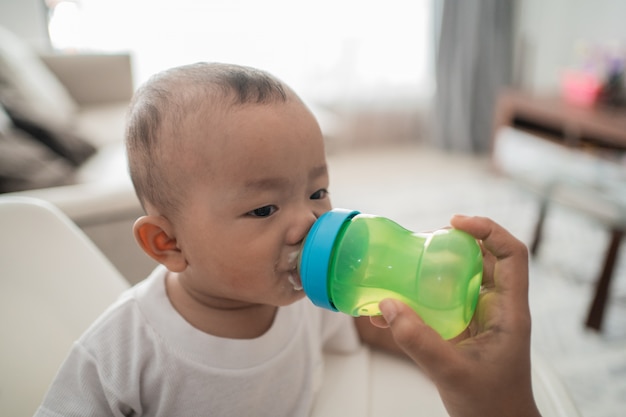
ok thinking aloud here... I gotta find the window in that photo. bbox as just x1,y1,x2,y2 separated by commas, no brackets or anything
47,0,434,107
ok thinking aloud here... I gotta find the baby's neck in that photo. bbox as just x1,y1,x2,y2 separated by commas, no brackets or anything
165,271,278,339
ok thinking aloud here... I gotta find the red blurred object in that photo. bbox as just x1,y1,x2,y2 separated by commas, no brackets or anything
561,70,603,107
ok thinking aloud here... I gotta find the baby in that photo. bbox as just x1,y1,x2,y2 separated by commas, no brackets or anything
35,62,400,416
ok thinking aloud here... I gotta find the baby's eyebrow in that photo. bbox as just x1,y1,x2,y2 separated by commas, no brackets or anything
243,177,289,191
309,164,328,180
242,164,328,191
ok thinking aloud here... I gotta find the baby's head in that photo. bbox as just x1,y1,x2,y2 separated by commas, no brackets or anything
127,62,290,217
126,62,331,309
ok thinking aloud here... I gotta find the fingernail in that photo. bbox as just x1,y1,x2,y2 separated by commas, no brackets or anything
379,299,398,324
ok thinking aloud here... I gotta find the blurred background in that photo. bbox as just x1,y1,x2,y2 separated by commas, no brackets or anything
2,0,626,148
1,1,625,416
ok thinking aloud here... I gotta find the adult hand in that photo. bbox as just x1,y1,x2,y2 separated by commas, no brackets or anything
372,215,542,417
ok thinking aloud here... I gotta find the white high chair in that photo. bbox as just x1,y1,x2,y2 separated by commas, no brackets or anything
0,197,581,417
0,197,130,416
315,347,582,416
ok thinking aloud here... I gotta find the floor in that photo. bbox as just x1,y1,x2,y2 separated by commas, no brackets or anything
326,142,626,417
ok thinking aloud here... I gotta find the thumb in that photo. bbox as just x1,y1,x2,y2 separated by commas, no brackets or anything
379,299,457,373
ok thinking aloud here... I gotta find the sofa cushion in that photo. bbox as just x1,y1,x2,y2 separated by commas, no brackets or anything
0,26,77,129
0,106,75,193
8,110,96,166
74,102,129,148
0,26,98,166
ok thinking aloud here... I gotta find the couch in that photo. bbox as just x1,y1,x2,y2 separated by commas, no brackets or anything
0,25,156,283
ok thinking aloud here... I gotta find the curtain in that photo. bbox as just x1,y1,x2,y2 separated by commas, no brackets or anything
433,0,515,153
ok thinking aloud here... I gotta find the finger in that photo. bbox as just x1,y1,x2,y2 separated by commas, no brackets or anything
450,215,529,295
477,240,497,289
369,315,390,328
450,215,526,262
379,299,458,374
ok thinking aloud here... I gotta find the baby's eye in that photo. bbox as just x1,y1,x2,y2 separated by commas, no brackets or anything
247,205,277,217
310,189,328,200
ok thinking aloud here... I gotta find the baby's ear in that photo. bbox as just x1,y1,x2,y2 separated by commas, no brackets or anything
133,215,187,272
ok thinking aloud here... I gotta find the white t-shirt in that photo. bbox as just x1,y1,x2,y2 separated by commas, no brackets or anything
35,266,360,417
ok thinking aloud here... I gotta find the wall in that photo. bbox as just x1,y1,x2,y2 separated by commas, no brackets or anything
0,0,50,51
515,0,626,93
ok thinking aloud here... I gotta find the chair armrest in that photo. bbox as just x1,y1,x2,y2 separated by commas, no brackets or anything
4,182,158,283
40,53,134,106
4,181,142,227
316,348,581,417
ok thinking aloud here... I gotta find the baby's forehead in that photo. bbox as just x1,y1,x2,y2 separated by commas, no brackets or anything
159,93,324,201
158,78,308,152
167,98,297,155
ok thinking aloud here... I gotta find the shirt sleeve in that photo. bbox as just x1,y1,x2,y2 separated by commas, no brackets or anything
34,342,134,417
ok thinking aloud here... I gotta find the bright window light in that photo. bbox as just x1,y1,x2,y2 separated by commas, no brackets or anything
47,0,434,106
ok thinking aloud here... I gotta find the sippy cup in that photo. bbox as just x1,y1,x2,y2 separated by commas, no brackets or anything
299,209,483,340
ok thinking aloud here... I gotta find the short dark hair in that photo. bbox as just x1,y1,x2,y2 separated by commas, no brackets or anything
125,62,291,216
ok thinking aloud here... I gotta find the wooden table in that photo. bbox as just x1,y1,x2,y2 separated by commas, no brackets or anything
492,89,626,331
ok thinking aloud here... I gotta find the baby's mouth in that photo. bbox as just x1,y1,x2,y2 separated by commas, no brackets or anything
287,250,302,291
288,272,303,291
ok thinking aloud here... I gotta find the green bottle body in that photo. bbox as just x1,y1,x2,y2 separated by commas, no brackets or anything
299,210,483,340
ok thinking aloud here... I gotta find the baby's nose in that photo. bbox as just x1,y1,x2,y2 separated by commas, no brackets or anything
287,209,320,245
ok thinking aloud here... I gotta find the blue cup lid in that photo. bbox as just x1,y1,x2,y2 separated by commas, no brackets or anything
300,208,360,311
